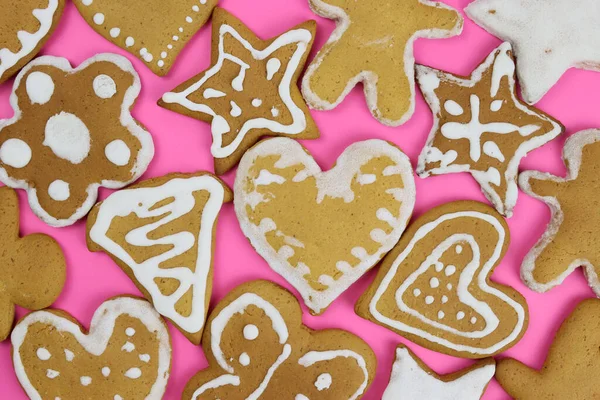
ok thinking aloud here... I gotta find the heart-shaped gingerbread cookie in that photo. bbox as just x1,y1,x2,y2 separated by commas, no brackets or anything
357,201,528,358
11,296,171,400
0,0,65,83
235,138,416,314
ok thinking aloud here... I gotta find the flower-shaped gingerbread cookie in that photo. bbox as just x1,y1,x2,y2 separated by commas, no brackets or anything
0,187,65,341
183,280,376,400
0,54,154,227
11,296,171,400
357,201,529,358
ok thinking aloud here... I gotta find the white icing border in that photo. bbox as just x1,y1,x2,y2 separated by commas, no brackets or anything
368,209,526,356
234,138,416,314
519,129,600,296
0,54,155,227
11,297,171,400
416,42,563,217
301,0,463,126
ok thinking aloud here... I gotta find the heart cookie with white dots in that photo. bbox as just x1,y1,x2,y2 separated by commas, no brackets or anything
234,138,416,315
0,0,65,83
11,296,171,400
74,0,218,75
357,201,529,358
0,54,154,227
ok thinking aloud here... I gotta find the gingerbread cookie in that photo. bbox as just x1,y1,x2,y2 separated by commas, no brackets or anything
416,42,563,217
0,187,65,341
160,9,319,175
356,201,528,358
466,0,600,104
0,0,65,83
382,344,495,400
496,299,600,399
87,172,232,345
11,296,171,400
235,138,416,314
302,0,463,126
182,280,376,400
0,54,154,227
519,129,600,296
74,0,217,76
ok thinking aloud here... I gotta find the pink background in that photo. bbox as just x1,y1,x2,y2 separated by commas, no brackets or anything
1,0,598,398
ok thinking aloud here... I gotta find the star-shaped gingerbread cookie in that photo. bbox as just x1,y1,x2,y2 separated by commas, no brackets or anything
383,345,495,400
466,0,600,104
160,8,319,175
520,129,600,296
416,42,563,217
302,0,463,126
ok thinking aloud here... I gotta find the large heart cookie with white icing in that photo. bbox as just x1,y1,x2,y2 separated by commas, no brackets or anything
234,138,416,314
357,201,528,358
0,0,65,83
87,172,232,345
183,280,376,400
11,296,171,400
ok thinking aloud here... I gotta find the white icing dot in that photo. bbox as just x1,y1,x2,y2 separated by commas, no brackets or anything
81,0,92,5
447,283,453,290
93,13,104,25
266,58,282,80
26,71,55,104
434,262,444,272
429,278,439,288
102,367,110,377
179,27,184,33
105,140,131,166
438,311,445,319
126,328,136,336
115,396,123,400
126,37,135,47
425,296,434,305
121,342,135,352
0,138,32,168
243,324,259,340
37,348,51,361
80,376,92,386
139,354,151,363
315,373,332,391
167,44,173,49
239,352,250,366
490,99,503,112
413,288,421,297
161,52,167,59
110,27,121,38
125,367,142,379
441,295,448,304
173,36,179,41
445,265,456,276
44,112,91,164
192,5,200,11
64,349,74,362
158,60,165,67
455,245,463,254
230,101,242,117
46,369,59,379
48,180,70,201
252,98,262,107
271,107,279,117
457,311,465,320
471,317,477,324
93,74,117,99
186,16,193,23
444,100,464,116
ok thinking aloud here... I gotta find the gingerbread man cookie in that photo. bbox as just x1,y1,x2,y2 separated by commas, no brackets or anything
0,187,65,341
235,138,416,314
357,201,528,358
0,0,65,83
11,296,171,400
74,0,218,76
466,0,600,104
0,54,154,227
519,129,600,296
382,345,495,400
183,280,376,400
87,172,232,345
160,8,319,175
302,0,463,126
416,42,563,217
496,299,600,399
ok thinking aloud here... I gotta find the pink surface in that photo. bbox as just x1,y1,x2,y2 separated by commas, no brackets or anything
0,0,599,399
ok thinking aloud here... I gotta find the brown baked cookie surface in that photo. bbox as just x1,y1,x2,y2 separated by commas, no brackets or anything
87,172,232,345
357,201,528,358
0,0,65,83
74,0,218,75
183,280,376,400
160,8,319,175
0,187,65,341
